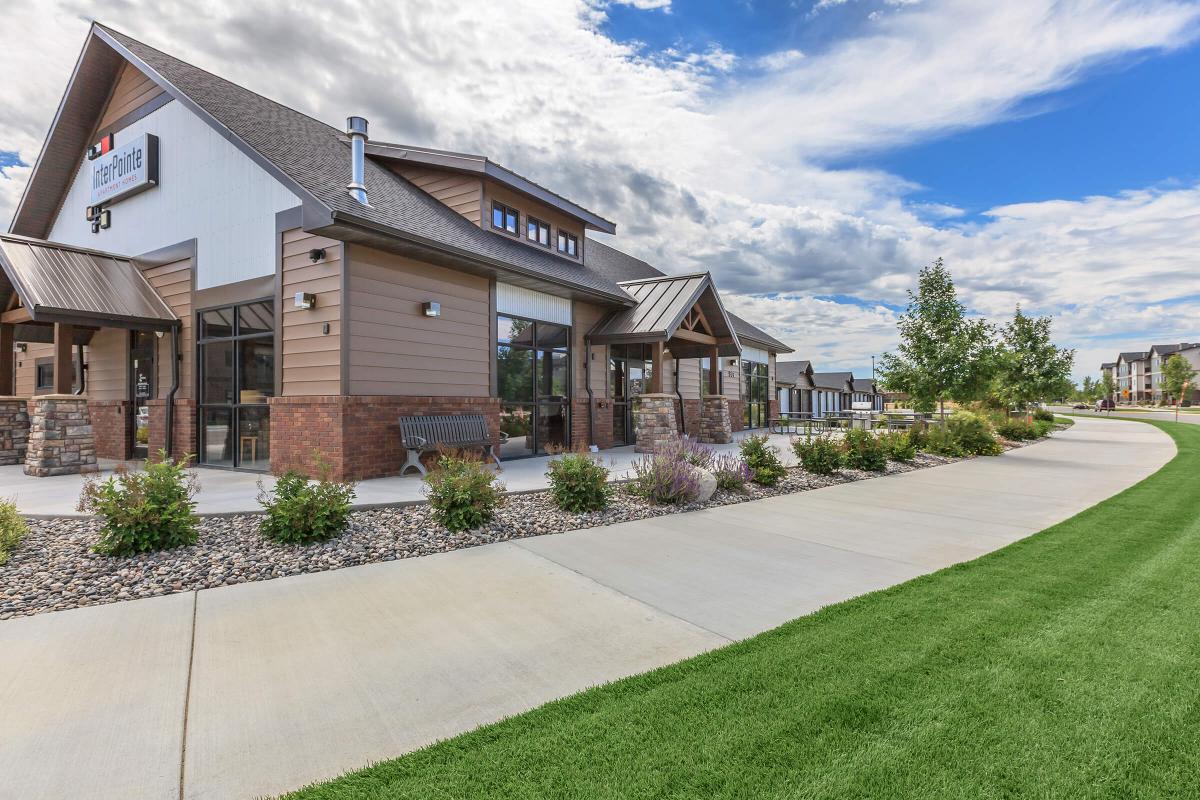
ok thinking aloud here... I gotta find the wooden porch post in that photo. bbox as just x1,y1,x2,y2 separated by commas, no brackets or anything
650,341,664,394
708,345,719,395
0,323,13,396
53,323,74,395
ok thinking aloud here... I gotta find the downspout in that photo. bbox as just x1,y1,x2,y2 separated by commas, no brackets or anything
584,337,595,447
165,326,180,460
674,356,686,435
74,343,86,395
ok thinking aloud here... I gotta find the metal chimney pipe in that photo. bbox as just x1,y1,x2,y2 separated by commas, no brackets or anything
346,116,369,205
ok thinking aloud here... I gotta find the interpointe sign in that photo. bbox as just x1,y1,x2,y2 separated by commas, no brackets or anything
90,133,159,205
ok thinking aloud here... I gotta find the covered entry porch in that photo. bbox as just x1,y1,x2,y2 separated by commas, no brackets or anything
588,272,741,452
0,234,180,475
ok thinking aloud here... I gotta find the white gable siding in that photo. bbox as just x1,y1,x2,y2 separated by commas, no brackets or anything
48,100,300,290
496,282,572,325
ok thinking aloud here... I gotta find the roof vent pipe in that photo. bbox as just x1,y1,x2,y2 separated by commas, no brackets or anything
346,116,369,205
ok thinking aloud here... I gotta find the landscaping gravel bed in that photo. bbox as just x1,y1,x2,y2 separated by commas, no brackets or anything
1,452,962,620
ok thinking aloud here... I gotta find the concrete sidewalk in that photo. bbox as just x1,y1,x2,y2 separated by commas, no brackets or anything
0,417,1174,800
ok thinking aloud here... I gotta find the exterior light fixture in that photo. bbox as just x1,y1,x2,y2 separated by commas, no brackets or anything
15,343,27,353
308,248,326,263
294,291,316,310
90,209,111,234
423,301,441,318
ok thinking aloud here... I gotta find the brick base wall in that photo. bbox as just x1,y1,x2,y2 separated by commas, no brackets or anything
768,399,780,422
147,399,197,463
269,395,501,481
729,399,745,432
89,400,133,461
681,399,702,437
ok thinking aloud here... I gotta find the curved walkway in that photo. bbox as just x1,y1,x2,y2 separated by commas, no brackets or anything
0,417,1174,800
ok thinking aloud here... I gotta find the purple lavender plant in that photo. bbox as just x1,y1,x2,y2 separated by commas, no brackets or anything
711,452,752,493
630,452,702,504
656,434,715,469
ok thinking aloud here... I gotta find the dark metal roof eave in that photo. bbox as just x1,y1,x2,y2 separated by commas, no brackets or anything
325,209,635,307
28,304,180,331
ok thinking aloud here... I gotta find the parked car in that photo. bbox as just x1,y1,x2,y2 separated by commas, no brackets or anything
1072,402,1088,409
1095,399,1115,411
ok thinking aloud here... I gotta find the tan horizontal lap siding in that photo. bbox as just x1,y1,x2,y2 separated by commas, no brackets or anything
572,301,609,399
674,357,702,399
393,167,483,226
96,61,166,132
139,257,194,400
282,229,343,396
85,328,128,401
347,245,490,397
14,343,54,396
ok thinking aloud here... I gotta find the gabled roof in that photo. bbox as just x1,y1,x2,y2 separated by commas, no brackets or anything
11,23,634,307
726,312,793,353
588,273,740,359
812,371,854,391
1117,351,1149,363
366,142,616,233
1148,343,1195,358
775,360,813,387
0,233,177,331
1100,362,1116,369
852,378,877,393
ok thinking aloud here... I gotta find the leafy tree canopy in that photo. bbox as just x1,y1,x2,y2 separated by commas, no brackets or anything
991,306,1076,409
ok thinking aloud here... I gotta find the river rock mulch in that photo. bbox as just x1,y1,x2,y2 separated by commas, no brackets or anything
1,451,968,620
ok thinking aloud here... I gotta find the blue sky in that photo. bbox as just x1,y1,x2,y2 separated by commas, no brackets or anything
3,1,1200,381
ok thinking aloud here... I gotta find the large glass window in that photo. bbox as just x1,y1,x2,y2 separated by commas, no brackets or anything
497,314,570,458
609,344,654,446
743,360,769,429
198,299,275,470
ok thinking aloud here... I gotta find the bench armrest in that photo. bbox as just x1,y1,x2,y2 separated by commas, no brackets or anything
407,434,429,449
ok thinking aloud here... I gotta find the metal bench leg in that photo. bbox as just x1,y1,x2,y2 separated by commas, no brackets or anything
483,445,501,470
401,447,427,477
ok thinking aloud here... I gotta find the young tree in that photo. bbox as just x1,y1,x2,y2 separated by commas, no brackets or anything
877,259,995,414
1161,354,1197,419
1078,375,1098,402
1100,371,1117,404
991,306,1075,411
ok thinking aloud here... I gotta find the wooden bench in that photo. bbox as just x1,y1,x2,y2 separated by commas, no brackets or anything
398,414,505,477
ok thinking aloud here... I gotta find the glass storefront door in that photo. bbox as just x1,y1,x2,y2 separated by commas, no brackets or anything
497,315,570,458
610,344,653,446
129,330,156,459
743,359,768,429
197,300,275,470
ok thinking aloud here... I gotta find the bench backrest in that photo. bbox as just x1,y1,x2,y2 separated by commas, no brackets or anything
400,414,491,447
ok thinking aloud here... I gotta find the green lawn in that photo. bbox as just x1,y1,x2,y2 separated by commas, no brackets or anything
285,420,1199,800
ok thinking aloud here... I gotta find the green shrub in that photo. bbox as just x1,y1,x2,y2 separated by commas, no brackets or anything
546,452,611,513
0,499,28,566
1034,419,1054,438
878,430,918,462
79,453,199,556
922,425,964,457
947,411,1003,456
995,418,1038,441
793,434,844,475
840,429,888,471
423,455,504,531
740,435,787,486
259,470,356,545
711,453,752,493
1033,408,1055,423
629,453,701,504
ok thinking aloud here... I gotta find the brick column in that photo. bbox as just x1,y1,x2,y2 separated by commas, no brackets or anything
147,399,197,463
0,397,30,466
89,399,133,461
633,393,678,453
24,395,97,476
697,394,733,444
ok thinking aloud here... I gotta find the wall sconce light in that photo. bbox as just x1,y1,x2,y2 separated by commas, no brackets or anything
15,343,27,353
308,248,326,263
423,301,441,318
90,209,111,234
294,291,316,310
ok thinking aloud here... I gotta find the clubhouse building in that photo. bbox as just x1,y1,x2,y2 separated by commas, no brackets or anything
1,23,806,479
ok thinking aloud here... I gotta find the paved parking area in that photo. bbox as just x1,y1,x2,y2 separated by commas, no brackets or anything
0,416,1174,800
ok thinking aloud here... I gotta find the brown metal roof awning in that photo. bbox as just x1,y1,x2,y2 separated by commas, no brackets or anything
0,234,178,332
587,273,741,360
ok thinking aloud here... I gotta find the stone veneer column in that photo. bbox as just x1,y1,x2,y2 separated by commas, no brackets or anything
633,393,678,453
696,394,733,444
24,395,98,477
0,397,30,466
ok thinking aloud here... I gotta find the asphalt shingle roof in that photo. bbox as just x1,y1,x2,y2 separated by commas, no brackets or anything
97,25,634,305
812,371,853,390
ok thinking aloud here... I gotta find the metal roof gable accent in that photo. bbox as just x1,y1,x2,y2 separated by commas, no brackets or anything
586,272,742,357
366,141,617,234
0,233,178,330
